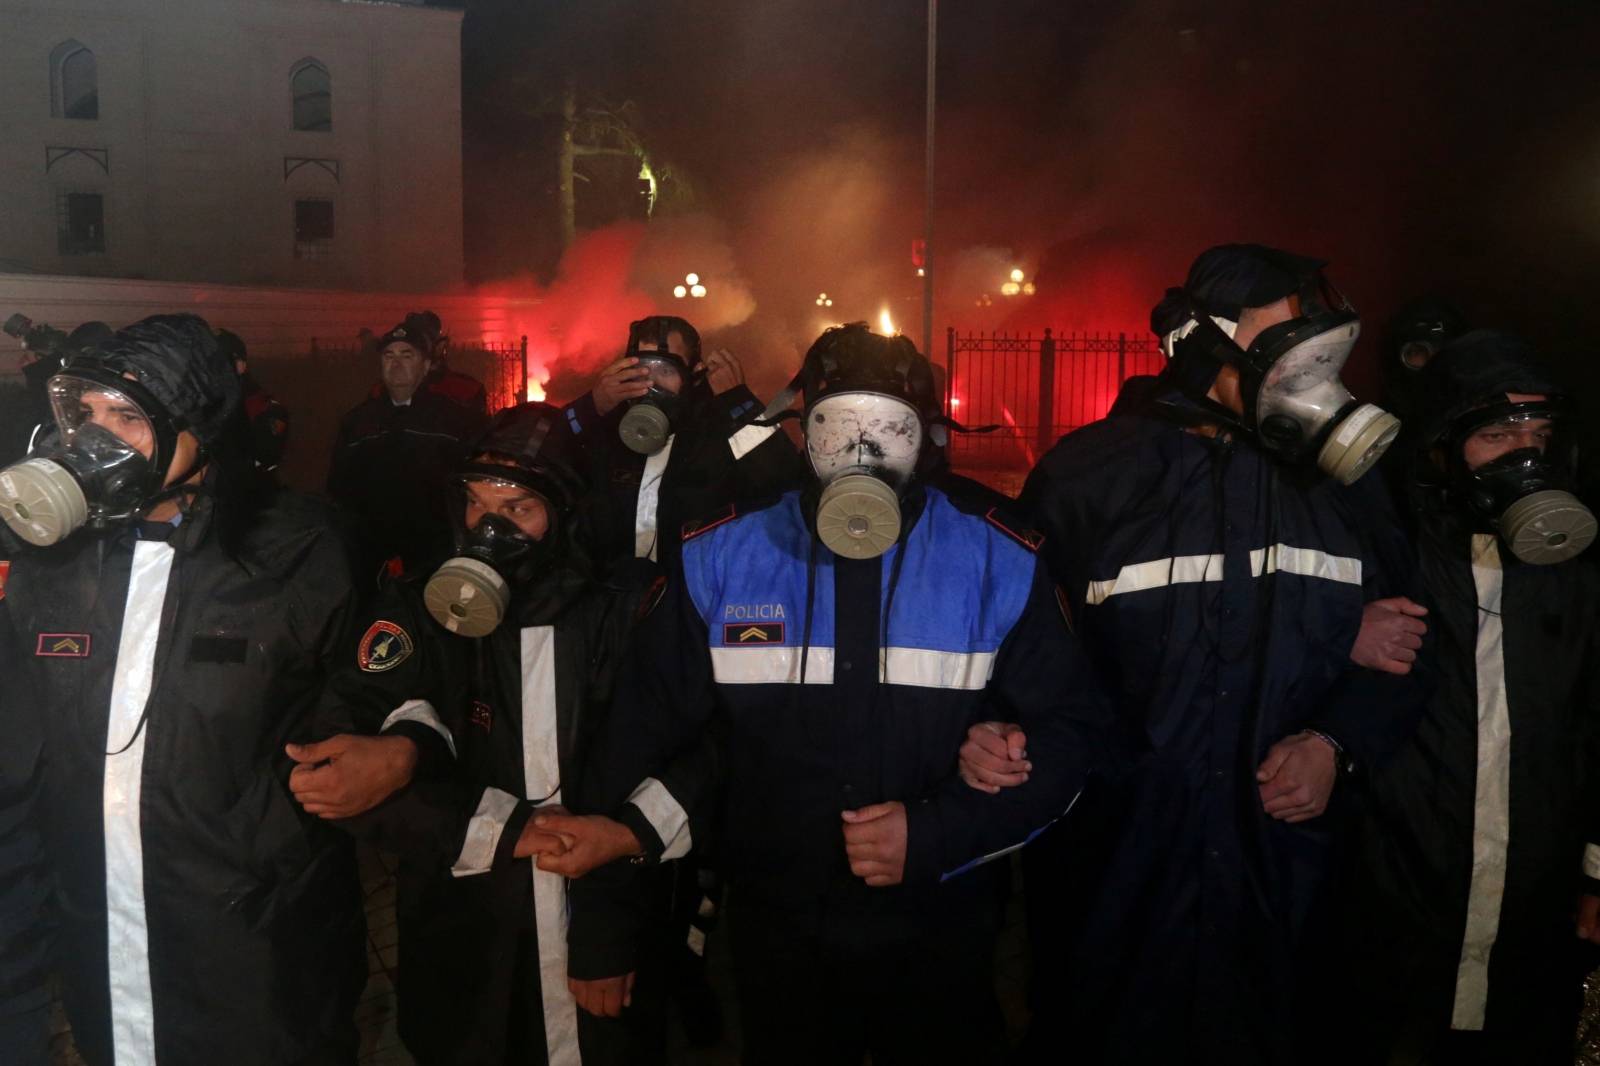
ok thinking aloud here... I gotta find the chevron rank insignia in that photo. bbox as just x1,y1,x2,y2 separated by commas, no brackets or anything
36,632,91,658
723,622,784,645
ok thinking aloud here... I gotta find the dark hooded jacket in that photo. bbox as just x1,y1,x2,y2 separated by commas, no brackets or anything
1,317,366,1066
1321,331,1600,1061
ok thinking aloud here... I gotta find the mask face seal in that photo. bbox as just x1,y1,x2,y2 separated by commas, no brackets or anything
424,476,550,636
1166,279,1399,485
618,353,690,455
806,391,922,559
0,375,171,546
1453,402,1596,564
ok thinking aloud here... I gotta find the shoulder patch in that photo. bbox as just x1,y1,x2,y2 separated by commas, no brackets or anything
36,632,90,658
637,574,668,622
358,620,414,673
682,503,738,542
0,560,8,602
985,507,1044,552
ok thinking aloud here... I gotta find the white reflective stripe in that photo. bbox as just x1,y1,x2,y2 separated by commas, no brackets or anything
727,422,777,461
1452,534,1512,1031
1084,543,1363,605
628,777,692,861
1085,553,1223,605
518,626,581,1065
104,539,175,1065
879,647,996,690
709,645,1000,689
1585,844,1600,881
710,645,834,685
450,787,521,878
634,435,674,561
941,789,1083,882
1250,544,1363,585
381,699,457,758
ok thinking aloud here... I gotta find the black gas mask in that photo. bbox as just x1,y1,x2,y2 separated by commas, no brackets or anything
1162,272,1399,485
0,369,190,546
423,405,585,636
1448,399,1595,565
616,316,702,455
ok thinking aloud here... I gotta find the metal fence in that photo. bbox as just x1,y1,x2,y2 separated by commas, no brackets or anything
307,336,529,414
943,328,1165,469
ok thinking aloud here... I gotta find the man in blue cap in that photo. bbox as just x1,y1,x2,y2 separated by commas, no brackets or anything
959,245,1431,1063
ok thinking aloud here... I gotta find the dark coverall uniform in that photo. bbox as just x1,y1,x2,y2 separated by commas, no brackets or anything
328,389,486,585
579,482,1115,1065
1320,344,1600,1065
1017,385,1424,1065
322,563,663,1066
1,492,367,1066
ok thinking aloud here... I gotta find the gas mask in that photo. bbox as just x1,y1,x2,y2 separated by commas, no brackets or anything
0,372,179,546
1163,277,1399,485
1452,402,1596,565
617,352,690,456
805,392,923,559
424,469,559,637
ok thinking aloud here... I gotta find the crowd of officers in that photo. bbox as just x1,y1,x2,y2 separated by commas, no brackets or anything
0,242,1597,1066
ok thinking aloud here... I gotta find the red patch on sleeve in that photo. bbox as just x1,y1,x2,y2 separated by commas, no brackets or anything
0,560,9,602
985,508,1044,551
682,504,737,542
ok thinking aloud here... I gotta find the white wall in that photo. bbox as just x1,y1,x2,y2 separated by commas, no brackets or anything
0,0,465,292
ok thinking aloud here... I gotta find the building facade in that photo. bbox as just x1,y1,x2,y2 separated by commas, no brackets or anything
0,0,465,292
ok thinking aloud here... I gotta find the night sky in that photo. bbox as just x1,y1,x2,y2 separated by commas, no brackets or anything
450,0,1600,397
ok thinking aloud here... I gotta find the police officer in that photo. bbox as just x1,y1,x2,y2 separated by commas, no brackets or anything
563,315,802,573
960,245,1430,1064
360,311,490,418
329,317,487,586
0,314,366,1065
546,324,1114,1064
1319,331,1600,1065
287,402,667,1066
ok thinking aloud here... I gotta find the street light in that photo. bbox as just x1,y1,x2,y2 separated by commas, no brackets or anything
815,292,834,307
1001,267,1034,298
673,273,707,299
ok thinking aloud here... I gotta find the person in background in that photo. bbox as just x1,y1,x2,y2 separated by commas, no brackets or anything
563,315,803,575
329,317,487,587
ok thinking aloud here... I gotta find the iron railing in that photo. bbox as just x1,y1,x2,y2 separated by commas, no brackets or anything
944,327,1165,468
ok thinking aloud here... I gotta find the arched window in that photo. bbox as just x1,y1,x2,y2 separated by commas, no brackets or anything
291,60,331,132
50,40,98,120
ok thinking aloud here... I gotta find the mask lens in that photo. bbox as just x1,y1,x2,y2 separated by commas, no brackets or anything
805,393,923,481
48,376,156,459
636,355,686,395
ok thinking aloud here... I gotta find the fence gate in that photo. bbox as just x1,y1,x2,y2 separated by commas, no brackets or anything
943,328,1165,471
